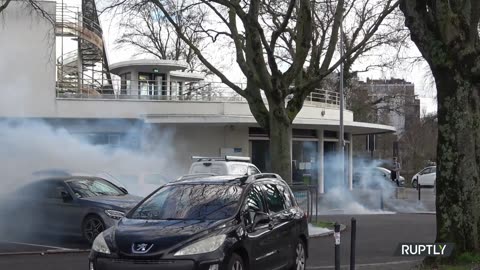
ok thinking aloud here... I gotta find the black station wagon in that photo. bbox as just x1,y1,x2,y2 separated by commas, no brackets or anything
89,173,308,270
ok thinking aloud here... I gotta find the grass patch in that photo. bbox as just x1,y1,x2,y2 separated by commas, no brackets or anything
457,252,480,265
312,221,335,229
417,252,480,269
417,263,478,270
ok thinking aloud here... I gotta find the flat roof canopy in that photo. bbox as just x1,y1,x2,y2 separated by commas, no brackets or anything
144,115,395,135
110,59,188,75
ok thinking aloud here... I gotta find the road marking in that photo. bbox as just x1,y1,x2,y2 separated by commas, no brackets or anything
307,259,422,269
0,240,75,251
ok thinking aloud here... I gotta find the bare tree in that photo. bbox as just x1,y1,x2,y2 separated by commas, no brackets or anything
115,1,209,73
0,0,54,24
106,0,400,181
401,0,480,259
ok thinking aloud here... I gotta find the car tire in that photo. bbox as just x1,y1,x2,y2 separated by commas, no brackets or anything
82,215,105,244
290,239,306,270
227,253,244,270
412,179,418,189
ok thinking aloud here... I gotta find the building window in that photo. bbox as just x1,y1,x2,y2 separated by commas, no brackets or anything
324,130,338,138
77,132,140,149
292,129,317,138
120,73,131,95
249,128,317,139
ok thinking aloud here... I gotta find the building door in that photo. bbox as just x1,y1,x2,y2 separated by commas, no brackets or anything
250,140,271,173
292,141,318,185
323,141,338,192
138,73,160,96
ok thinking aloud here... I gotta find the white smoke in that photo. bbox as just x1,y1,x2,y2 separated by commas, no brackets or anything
0,119,181,196
0,119,184,243
318,153,428,214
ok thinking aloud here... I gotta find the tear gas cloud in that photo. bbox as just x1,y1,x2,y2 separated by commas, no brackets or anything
318,153,427,214
0,119,183,242
0,119,181,196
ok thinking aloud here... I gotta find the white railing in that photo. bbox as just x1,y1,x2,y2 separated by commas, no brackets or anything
56,80,340,107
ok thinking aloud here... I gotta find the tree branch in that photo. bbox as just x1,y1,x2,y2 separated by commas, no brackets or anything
150,0,246,96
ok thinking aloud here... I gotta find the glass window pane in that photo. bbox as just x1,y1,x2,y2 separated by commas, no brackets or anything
262,183,286,212
243,185,266,225
277,184,293,209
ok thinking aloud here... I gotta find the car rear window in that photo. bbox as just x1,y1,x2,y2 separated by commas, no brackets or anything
229,164,248,175
189,163,226,175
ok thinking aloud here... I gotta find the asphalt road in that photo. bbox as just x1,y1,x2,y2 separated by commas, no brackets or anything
0,213,436,270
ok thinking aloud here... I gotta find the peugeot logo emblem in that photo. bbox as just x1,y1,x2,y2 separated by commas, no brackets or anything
132,243,154,254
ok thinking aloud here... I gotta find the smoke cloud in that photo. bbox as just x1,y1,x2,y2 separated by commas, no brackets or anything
0,119,180,196
0,119,183,243
318,153,428,214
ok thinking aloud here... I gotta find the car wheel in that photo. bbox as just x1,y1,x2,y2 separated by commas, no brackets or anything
227,253,244,270
412,179,418,189
291,239,306,270
82,215,105,244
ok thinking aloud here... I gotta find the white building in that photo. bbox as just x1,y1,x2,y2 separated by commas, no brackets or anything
0,0,395,193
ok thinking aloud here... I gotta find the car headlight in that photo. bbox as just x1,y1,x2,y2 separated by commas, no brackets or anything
174,235,226,256
92,232,111,254
105,210,125,220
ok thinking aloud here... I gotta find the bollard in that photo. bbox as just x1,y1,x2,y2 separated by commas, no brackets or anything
380,189,384,210
350,218,356,270
418,184,421,201
334,222,340,270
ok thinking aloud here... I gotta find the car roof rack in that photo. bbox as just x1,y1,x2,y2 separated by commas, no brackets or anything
175,173,218,181
191,155,252,163
245,173,283,182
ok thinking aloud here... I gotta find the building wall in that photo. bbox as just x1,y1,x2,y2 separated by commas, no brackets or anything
0,1,56,118
143,124,250,173
362,79,419,135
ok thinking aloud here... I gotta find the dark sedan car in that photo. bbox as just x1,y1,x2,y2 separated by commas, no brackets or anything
89,174,308,270
0,176,142,243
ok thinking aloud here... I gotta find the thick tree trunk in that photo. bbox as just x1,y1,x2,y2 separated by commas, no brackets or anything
268,103,293,183
433,67,480,258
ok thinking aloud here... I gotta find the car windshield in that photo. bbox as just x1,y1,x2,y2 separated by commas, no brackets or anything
129,184,243,220
67,178,125,198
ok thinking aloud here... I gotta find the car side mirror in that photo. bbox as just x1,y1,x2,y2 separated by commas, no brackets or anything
119,187,128,194
60,191,72,202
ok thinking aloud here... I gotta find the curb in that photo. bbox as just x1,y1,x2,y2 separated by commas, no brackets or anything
309,224,347,238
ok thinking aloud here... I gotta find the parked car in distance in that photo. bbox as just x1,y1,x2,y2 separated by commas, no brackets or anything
353,167,405,188
89,173,308,270
411,166,437,188
0,176,141,243
188,155,261,176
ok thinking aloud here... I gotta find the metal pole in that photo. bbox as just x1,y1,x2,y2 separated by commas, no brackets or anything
380,188,384,210
334,222,341,270
350,218,356,270
339,5,346,188
418,184,421,201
